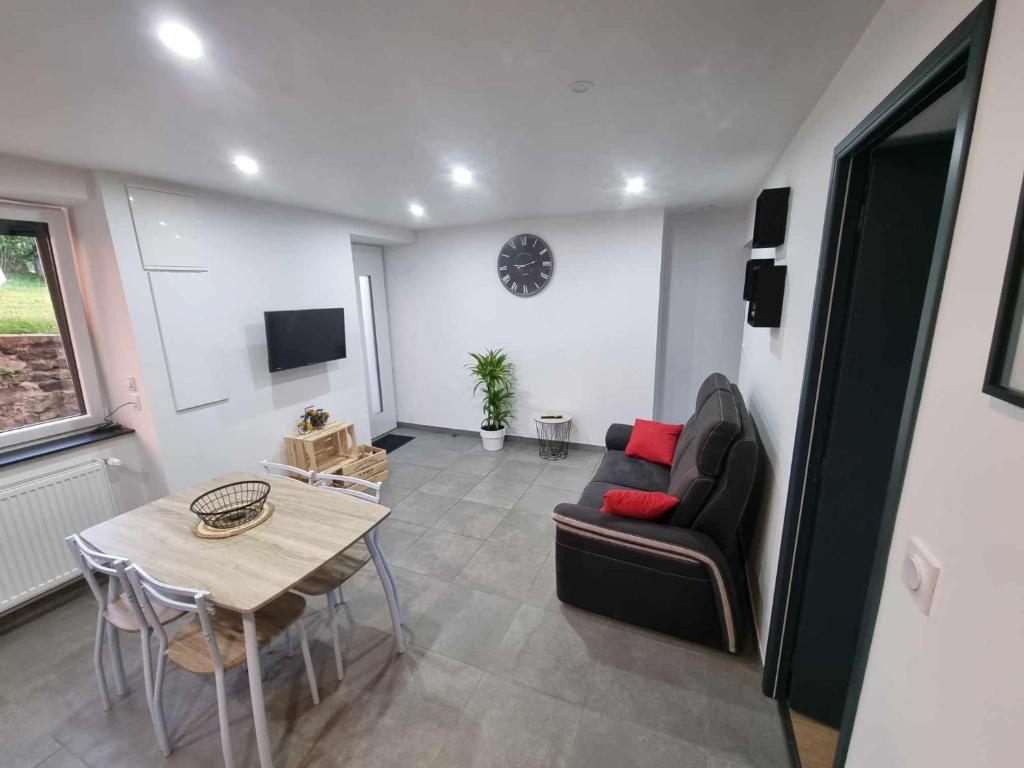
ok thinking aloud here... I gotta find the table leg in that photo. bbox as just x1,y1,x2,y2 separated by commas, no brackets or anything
364,529,406,653
242,611,274,768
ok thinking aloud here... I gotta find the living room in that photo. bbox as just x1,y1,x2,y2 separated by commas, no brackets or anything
1,1,1022,767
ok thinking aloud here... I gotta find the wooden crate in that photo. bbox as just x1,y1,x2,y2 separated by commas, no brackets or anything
283,421,357,473
325,444,388,488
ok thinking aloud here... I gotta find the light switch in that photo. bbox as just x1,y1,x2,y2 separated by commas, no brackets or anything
902,538,940,615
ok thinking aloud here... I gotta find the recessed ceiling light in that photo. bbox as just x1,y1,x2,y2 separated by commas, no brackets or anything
409,203,425,217
451,166,473,186
624,177,646,195
569,80,594,93
157,21,203,60
232,154,260,176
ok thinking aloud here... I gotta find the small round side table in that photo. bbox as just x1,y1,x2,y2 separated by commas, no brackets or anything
534,412,572,461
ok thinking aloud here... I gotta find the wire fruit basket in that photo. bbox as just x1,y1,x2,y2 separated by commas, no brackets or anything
190,480,271,530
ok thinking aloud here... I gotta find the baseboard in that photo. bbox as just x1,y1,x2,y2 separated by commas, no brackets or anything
0,577,89,636
395,421,604,452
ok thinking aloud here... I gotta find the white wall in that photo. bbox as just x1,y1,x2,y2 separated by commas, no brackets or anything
655,208,749,422
93,173,413,490
734,0,1024,764
383,208,665,446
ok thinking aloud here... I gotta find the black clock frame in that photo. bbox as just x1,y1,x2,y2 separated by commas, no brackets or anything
497,233,553,297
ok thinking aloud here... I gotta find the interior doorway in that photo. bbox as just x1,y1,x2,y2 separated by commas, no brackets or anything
352,244,397,438
760,3,993,766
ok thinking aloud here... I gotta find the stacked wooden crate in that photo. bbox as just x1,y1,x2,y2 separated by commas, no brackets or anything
283,421,388,488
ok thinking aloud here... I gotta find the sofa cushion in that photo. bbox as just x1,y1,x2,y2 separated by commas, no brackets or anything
592,451,671,493
665,387,742,527
671,387,742,479
625,419,683,465
578,481,630,510
601,489,679,520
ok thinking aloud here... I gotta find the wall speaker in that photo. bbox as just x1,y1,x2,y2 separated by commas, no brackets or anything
746,263,787,328
743,258,775,300
752,187,791,248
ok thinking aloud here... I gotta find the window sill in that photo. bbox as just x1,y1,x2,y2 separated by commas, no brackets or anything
0,426,135,470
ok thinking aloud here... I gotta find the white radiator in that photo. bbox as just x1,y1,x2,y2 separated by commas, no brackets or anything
0,460,117,613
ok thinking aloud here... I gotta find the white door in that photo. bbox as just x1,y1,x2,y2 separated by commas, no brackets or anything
352,245,397,437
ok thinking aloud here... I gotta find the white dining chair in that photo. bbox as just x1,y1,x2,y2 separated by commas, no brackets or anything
124,563,320,768
260,459,317,485
289,472,403,680
64,534,183,711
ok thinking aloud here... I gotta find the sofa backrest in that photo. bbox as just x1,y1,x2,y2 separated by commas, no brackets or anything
690,384,762,560
695,372,732,410
665,375,743,527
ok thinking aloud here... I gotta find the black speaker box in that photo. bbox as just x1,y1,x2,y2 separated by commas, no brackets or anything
747,263,787,328
743,258,775,300
752,187,791,248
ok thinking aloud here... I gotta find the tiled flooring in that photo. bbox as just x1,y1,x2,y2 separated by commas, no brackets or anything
0,427,790,768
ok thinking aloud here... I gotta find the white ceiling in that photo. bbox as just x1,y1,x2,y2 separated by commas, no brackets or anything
0,0,882,228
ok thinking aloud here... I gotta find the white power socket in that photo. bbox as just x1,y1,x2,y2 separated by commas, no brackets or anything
129,395,141,411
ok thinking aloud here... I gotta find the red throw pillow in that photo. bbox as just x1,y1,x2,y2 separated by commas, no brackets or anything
625,418,683,465
601,489,679,520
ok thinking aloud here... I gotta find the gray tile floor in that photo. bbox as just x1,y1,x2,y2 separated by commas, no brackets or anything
0,428,790,768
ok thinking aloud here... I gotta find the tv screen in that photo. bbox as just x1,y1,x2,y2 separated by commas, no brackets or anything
265,308,346,372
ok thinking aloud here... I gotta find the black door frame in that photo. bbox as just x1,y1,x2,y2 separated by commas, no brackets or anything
760,1,994,764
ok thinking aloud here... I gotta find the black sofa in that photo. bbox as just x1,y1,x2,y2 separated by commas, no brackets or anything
553,372,762,652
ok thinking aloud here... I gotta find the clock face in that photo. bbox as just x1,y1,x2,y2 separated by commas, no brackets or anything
497,234,554,297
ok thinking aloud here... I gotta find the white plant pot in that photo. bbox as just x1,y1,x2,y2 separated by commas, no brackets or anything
480,426,506,451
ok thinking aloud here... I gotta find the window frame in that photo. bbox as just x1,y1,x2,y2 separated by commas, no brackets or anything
0,202,106,449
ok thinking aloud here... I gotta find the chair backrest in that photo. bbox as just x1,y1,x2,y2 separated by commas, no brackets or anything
124,564,223,669
260,459,317,485
65,533,127,608
317,472,382,503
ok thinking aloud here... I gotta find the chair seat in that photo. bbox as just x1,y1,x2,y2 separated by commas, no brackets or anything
167,592,307,674
104,595,184,631
291,542,371,596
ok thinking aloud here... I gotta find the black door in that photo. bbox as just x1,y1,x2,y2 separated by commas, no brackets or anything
786,133,956,726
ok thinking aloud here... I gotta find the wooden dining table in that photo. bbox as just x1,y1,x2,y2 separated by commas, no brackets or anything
81,471,405,768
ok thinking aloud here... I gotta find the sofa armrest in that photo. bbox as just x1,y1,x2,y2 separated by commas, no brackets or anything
553,502,741,651
605,423,633,451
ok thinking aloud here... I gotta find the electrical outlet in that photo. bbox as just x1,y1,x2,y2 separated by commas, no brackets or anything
126,376,137,393
129,395,141,411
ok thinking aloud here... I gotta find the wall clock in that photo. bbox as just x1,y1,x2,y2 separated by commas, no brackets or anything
497,233,553,297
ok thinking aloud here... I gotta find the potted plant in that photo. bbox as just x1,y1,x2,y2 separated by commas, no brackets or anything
467,348,515,451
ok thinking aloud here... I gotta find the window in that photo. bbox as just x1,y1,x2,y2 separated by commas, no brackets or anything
0,203,104,449
358,274,384,414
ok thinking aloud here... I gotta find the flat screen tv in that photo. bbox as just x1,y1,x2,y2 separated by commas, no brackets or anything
265,308,346,372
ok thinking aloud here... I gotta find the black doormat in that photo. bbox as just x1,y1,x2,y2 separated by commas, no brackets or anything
373,434,415,453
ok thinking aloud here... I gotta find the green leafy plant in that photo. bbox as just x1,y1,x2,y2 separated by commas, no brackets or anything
466,348,515,430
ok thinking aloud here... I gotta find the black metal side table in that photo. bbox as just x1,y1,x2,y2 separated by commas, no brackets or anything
534,412,572,460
